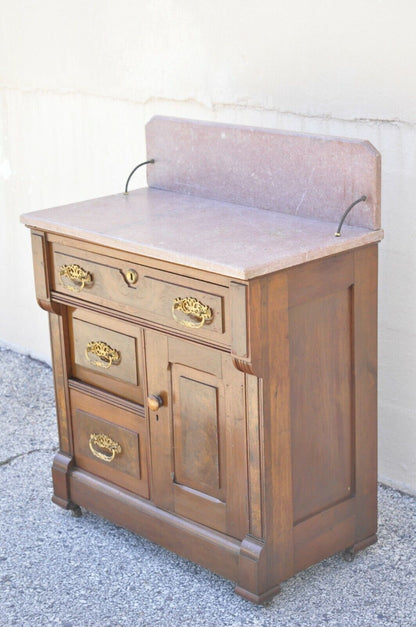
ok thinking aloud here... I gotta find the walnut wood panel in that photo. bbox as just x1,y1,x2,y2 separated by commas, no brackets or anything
289,287,354,523
293,499,356,572
245,374,263,539
287,246,378,581
351,245,378,544
31,232,49,304
288,251,354,308
69,308,144,405
168,335,222,378
230,281,248,358
51,243,229,345
173,485,226,533
239,270,294,598
144,330,173,510
70,389,149,498
49,310,72,454
172,366,224,498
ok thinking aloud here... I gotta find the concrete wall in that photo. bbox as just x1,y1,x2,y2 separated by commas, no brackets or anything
1,1,415,494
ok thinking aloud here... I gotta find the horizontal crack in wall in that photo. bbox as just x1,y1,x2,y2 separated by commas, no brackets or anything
1,84,415,128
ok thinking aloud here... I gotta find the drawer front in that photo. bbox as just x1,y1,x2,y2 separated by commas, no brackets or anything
138,274,224,337
53,247,143,310
51,244,229,345
70,389,149,498
70,309,144,405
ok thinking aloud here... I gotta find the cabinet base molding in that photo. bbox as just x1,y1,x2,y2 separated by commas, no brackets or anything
68,469,285,603
64,469,377,604
51,451,76,510
68,468,241,583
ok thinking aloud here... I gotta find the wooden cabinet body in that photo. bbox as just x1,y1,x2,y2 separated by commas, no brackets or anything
27,229,378,603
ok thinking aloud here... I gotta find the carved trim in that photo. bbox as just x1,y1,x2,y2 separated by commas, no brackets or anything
37,298,62,314
239,535,265,561
232,356,256,375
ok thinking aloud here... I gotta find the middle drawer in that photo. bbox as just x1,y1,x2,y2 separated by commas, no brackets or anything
69,308,144,405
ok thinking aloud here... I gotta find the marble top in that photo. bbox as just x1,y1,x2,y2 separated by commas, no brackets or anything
21,188,383,280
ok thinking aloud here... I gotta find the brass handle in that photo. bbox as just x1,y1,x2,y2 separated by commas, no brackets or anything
172,297,213,329
85,341,121,369
147,394,163,411
89,433,121,463
59,264,93,292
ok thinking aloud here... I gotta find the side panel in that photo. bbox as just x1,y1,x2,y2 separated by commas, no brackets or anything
288,247,378,569
290,287,354,522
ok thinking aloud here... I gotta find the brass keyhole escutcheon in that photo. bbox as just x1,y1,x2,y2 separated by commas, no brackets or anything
147,394,163,412
125,269,138,285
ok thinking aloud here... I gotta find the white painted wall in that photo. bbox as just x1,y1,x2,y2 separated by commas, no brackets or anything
1,1,415,494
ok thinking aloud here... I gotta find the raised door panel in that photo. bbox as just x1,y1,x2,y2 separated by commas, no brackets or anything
289,254,355,524
145,330,248,539
171,364,225,501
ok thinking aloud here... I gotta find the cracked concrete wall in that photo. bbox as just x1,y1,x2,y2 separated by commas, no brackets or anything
1,1,415,493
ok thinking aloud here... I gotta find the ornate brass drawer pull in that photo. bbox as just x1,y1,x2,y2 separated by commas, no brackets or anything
172,297,213,329
85,341,121,369
59,264,93,292
89,433,122,463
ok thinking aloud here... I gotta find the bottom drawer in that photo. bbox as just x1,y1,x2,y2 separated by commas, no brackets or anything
70,389,149,499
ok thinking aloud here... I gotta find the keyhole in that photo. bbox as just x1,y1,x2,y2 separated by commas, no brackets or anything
156,414,159,421
126,269,138,285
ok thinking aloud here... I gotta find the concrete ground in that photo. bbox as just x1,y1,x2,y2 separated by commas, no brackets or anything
1,347,415,627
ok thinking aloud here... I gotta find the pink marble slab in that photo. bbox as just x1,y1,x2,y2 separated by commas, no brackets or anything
146,116,381,230
21,188,383,280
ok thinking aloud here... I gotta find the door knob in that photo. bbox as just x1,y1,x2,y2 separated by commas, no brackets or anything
147,394,163,411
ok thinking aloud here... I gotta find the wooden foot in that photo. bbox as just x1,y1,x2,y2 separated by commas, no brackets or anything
51,494,81,513
343,533,377,562
234,583,281,605
70,504,82,517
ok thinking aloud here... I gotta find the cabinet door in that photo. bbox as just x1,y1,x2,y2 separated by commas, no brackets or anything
145,330,248,539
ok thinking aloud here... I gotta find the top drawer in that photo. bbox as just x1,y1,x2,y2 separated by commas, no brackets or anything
50,243,230,346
